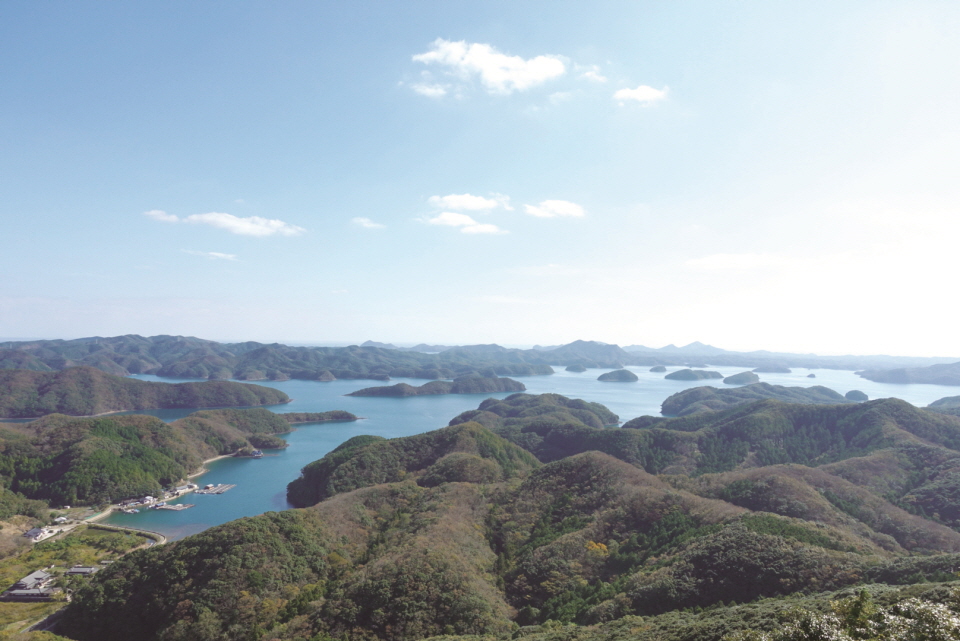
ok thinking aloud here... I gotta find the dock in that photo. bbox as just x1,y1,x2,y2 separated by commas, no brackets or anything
195,484,236,495
155,503,194,511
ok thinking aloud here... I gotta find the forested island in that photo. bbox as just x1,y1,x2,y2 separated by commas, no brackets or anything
0,366,289,418
664,368,723,381
859,360,960,386
660,382,852,416
348,374,525,397
722,371,760,385
596,369,639,382
51,391,960,641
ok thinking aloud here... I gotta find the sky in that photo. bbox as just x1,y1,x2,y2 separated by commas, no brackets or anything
2,1,959,356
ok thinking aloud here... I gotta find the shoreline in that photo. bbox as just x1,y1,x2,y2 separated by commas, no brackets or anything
84,451,233,525
188,453,234,479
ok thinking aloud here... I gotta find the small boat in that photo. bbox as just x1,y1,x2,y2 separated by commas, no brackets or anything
251,450,264,458
121,508,140,514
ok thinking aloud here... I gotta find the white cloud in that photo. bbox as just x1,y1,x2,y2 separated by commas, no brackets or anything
144,209,179,223
425,211,506,234
685,253,788,271
352,217,385,229
426,212,479,227
182,250,238,261
577,65,608,83
549,91,573,104
428,193,501,210
184,212,305,237
614,85,669,105
413,38,565,95
411,83,448,98
524,200,585,218
144,209,305,236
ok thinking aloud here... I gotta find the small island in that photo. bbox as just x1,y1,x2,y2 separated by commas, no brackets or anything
649,365,667,373
807,373,816,378
723,371,760,385
279,411,358,424
665,369,723,381
348,374,525,397
565,364,587,372
845,390,869,402
597,369,639,382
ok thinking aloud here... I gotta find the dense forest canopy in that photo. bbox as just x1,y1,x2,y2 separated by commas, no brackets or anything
0,366,289,418
52,392,960,641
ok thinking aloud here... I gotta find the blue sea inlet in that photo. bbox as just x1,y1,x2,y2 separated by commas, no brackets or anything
102,368,956,540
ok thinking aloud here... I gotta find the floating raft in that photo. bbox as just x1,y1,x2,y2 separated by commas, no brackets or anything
195,484,236,495
156,503,194,511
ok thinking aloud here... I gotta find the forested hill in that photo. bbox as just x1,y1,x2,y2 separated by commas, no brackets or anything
0,335,554,381
59,393,960,641
0,407,340,506
660,382,853,416
0,366,290,418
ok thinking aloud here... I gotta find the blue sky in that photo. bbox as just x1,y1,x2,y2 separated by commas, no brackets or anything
2,2,959,356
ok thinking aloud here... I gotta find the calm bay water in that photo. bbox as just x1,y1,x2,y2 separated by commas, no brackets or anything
102,368,958,540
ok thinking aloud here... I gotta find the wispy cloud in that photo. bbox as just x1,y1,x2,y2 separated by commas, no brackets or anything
425,212,506,234
428,193,502,211
143,209,178,223
577,65,608,83
352,217,385,229
182,250,238,261
524,200,585,218
614,85,669,105
144,210,306,237
412,39,565,95
411,83,448,98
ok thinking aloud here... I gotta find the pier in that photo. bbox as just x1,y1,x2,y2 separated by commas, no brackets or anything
155,503,194,511
195,484,236,495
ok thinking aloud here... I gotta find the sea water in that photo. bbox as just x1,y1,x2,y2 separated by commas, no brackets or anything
101,368,958,540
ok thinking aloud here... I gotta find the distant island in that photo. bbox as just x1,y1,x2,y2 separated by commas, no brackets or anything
649,365,667,373
845,390,869,401
0,366,289,419
753,365,791,373
858,361,960,386
723,371,760,385
565,364,587,372
659,382,852,416
665,368,723,381
3,335,956,384
597,369,639,382
348,375,525,397
279,411,358,424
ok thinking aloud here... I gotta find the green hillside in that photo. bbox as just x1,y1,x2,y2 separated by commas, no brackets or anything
53,393,960,641
661,382,850,416
0,408,301,506
0,366,290,418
